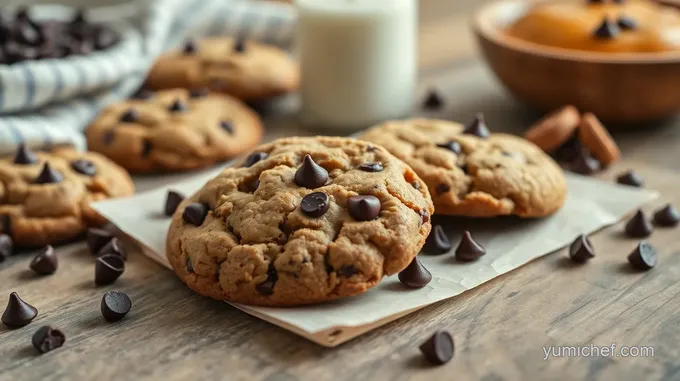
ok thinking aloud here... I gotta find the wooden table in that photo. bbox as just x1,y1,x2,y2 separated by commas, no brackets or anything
3,1,680,380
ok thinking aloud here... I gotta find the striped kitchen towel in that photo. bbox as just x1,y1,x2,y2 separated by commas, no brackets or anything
0,0,296,156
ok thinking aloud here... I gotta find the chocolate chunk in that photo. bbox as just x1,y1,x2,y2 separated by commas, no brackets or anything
34,162,63,184
244,152,268,167
463,113,490,138
398,257,432,288
0,234,12,262
426,225,452,255
240,177,260,193
568,235,594,263
141,139,153,158
624,209,653,238
87,228,114,255
168,98,187,112
71,159,97,176
554,134,582,162
102,130,115,144
233,36,246,53
338,265,359,277
593,17,619,39
435,183,450,195
32,326,66,354
13,143,38,165
119,108,138,123
422,90,443,110
627,241,656,271
101,291,132,322
366,145,376,152
455,231,486,261
616,170,644,187
419,209,430,224
2,292,38,328
295,155,328,188
132,88,153,100
256,266,277,295
565,151,601,175
165,190,185,216
653,204,680,227
347,195,381,221
182,203,209,226
437,141,461,155
29,245,58,275
419,331,454,365
97,237,127,261
358,162,383,172
220,120,234,134
182,38,198,54
411,181,420,190
617,15,636,30
189,87,209,98
185,256,194,273
95,254,125,286
301,192,330,218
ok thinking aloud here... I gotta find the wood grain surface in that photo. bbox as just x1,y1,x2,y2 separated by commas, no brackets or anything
2,1,680,380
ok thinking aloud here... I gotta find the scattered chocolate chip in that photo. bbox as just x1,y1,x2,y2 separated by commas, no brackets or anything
463,113,490,138
87,228,113,255
141,139,153,158
455,231,486,261
398,257,432,288
71,159,97,176
565,151,601,175
295,155,329,189
653,204,680,227
164,190,185,216
437,141,461,155
338,265,359,277
300,192,330,218
347,195,381,221
182,38,197,54
624,209,653,238
185,256,194,273
256,266,277,295
593,17,619,39
435,183,450,195
617,15,636,30
97,237,127,261
422,90,443,110
95,254,125,286
233,36,246,53
411,181,421,190
102,130,115,145
425,225,452,255
627,241,656,271
0,234,13,262
220,120,234,134
34,162,63,184
101,291,132,322
244,152,268,167
358,162,383,172
616,170,644,187
13,143,38,165
31,326,65,354
568,235,594,263
132,88,153,100
168,98,187,113
2,292,38,328
119,108,138,123
189,87,209,98
419,209,430,224
419,331,454,365
182,203,209,226
29,245,58,275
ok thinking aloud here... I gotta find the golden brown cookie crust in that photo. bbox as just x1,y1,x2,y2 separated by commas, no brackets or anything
86,89,264,173
166,136,434,306
0,148,135,247
359,119,567,218
146,37,299,100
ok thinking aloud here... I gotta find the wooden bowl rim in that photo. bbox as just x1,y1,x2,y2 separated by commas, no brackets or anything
472,0,680,64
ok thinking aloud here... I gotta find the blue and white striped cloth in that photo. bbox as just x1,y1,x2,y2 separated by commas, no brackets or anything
0,0,296,155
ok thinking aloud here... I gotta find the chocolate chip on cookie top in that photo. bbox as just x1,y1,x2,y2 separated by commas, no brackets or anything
166,137,434,306
593,16,620,39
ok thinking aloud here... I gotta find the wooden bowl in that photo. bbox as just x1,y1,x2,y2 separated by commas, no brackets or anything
473,0,680,123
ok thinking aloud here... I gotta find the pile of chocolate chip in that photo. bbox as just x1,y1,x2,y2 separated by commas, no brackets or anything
0,7,119,65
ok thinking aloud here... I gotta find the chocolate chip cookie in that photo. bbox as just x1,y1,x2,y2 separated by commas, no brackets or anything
359,118,567,218
86,88,264,173
146,37,299,101
166,136,434,306
0,145,134,247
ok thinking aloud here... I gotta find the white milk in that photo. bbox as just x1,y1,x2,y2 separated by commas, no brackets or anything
296,0,417,130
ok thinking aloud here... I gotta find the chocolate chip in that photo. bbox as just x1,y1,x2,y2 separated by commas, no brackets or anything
624,209,653,238
101,291,132,322
165,190,185,216
565,151,601,175
419,209,430,224
256,266,277,295
422,90,443,110
455,231,486,261
398,257,432,288
244,152,268,167
653,204,680,227
358,162,383,172
425,225,452,255
168,98,187,112
437,141,461,155
119,108,138,123
411,181,420,190
220,120,234,134
95,254,125,286
29,245,58,275
435,183,450,195
34,162,63,184
616,170,644,187
628,241,656,271
338,265,359,277
617,15,636,30
587,0,605,3
554,134,582,162
102,130,115,144
182,203,209,226
295,155,329,188
32,326,65,354
593,17,619,39
233,36,246,53
87,228,113,255
71,159,97,176
0,234,12,262
13,143,38,165
141,139,153,158
463,113,490,138
419,331,454,365
301,192,330,218
132,88,153,100
347,195,381,221
2,292,38,328
568,235,594,263
189,87,209,98
240,177,260,193
185,256,194,273
182,38,198,54
97,237,127,261
366,145,376,152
